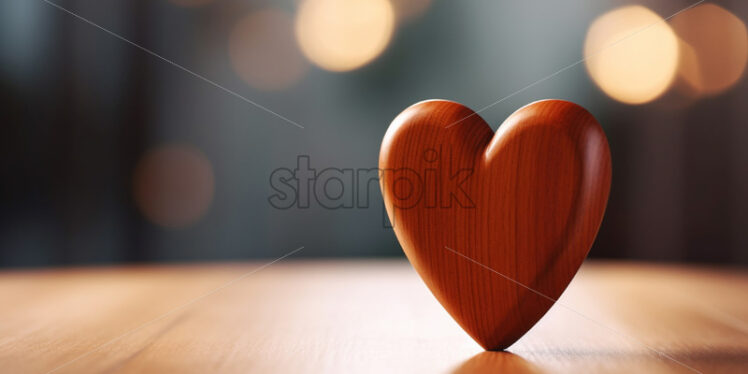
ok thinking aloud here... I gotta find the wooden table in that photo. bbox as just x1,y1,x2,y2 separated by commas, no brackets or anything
0,260,746,373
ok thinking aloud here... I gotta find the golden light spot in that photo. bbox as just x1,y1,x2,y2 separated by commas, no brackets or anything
133,144,214,228
390,0,431,22
584,5,680,104
295,0,395,72
670,3,748,96
229,9,308,91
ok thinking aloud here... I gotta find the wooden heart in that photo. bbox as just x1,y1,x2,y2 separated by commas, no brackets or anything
379,99,611,350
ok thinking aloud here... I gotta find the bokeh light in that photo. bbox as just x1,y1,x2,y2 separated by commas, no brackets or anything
295,0,395,72
133,144,215,228
584,5,680,104
229,9,308,91
670,3,748,96
390,0,431,22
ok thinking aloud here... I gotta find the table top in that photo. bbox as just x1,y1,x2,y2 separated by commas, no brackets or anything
0,260,746,374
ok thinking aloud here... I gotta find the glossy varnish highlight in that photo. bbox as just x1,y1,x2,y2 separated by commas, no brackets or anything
379,99,612,350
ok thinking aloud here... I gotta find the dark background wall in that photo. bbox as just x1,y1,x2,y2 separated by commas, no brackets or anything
1,0,747,267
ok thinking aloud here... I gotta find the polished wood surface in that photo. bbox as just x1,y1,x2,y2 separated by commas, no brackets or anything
379,99,611,349
0,261,745,373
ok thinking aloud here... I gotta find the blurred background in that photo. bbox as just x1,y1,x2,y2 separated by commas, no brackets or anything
1,0,746,267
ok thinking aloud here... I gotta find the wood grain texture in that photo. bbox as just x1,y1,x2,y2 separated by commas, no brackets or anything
0,261,746,374
379,99,612,350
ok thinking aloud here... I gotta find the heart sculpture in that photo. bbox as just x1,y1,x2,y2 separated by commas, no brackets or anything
379,99,611,350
